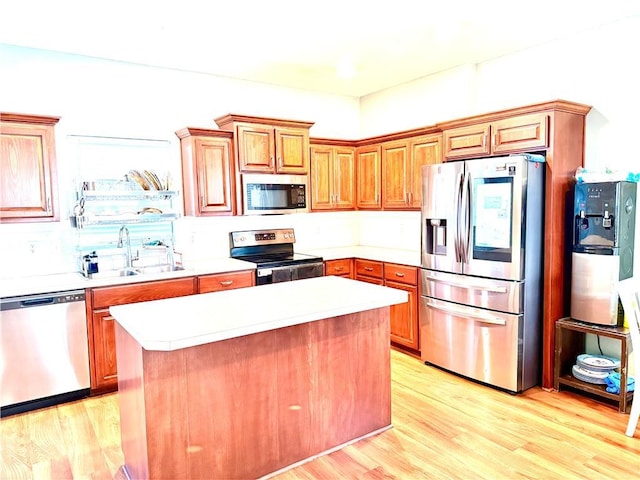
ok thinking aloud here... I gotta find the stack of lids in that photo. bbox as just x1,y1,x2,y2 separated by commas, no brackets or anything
572,353,621,384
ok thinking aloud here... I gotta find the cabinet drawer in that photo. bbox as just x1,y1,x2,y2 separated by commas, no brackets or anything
355,259,383,278
325,258,352,276
91,277,196,309
198,270,255,293
384,263,417,285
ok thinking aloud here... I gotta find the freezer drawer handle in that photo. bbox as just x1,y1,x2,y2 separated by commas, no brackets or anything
425,298,507,325
424,273,508,293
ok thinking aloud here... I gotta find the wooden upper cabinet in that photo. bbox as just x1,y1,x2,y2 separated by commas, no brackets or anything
0,113,60,222
409,134,442,208
236,124,274,172
275,127,308,173
215,114,314,175
443,113,548,159
491,114,548,154
381,133,442,209
356,144,382,209
176,128,235,216
443,123,491,159
310,142,355,211
381,140,410,209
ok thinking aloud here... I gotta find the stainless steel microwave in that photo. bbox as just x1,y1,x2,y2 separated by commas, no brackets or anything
241,174,309,215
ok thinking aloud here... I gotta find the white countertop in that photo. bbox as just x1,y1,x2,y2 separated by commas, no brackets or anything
110,276,408,351
0,258,255,298
304,246,421,267
0,247,420,298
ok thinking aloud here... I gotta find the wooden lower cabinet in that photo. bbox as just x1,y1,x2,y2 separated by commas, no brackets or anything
88,277,197,393
384,263,419,351
353,259,419,351
324,258,353,278
198,270,254,293
354,259,384,284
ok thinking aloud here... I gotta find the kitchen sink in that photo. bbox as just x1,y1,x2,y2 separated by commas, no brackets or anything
133,265,186,275
82,265,185,280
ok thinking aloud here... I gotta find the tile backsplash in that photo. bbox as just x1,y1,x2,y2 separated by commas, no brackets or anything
0,210,420,280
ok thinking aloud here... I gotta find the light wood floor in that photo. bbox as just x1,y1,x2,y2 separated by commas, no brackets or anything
2,349,638,479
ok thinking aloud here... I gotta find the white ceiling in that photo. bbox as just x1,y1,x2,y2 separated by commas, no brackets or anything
2,1,639,97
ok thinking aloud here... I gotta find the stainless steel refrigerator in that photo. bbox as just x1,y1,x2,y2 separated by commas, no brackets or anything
419,154,545,393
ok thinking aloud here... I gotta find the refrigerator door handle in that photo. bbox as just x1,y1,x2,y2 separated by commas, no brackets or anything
423,273,508,293
454,171,464,262
460,171,471,264
425,298,507,325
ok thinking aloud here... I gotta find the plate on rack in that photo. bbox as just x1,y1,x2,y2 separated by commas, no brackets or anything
576,353,620,371
128,169,153,190
572,364,610,384
144,170,164,190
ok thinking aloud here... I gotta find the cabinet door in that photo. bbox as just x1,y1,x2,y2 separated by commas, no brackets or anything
386,280,419,350
491,114,548,154
356,145,382,209
443,123,491,159
0,122,58,221
236,124,275,172
275,127,308,174
334,147,356,209
195,137,234,214
91,309,118,392
409,134,442,209
310,146,334,210
381,140,410,209
198,270,255,293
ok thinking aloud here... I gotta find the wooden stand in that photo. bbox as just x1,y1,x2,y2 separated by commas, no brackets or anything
554,317,633,412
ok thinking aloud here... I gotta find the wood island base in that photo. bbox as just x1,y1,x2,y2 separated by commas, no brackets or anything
115,307,392,479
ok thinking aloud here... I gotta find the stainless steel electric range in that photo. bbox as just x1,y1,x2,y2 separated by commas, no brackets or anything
230,228,324,285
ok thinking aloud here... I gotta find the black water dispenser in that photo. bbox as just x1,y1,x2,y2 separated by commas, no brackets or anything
570,181,636,325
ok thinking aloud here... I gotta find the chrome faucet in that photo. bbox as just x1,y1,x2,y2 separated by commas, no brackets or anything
117,225,137,269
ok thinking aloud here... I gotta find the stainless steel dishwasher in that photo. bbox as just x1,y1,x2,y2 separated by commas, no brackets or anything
1,289,90,417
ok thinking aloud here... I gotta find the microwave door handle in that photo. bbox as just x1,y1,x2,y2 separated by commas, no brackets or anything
423,273,508,293
425,298,507,326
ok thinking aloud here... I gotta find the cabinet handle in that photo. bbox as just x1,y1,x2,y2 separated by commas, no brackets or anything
492,133,497,149
364,267,373,272
395,272,405,277
219,280,233,287
46,197,51,212
334,266,344,272
277,156,282,167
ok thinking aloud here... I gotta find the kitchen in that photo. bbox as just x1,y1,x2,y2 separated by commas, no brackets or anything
2,2,640,478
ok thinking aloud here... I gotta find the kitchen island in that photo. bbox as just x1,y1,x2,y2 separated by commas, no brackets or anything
110,276,407,480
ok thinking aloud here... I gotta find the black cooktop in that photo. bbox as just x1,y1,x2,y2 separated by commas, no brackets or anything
238,252,322,268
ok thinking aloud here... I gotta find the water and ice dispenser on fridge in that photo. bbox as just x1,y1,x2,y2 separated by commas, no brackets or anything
570,181,636,325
